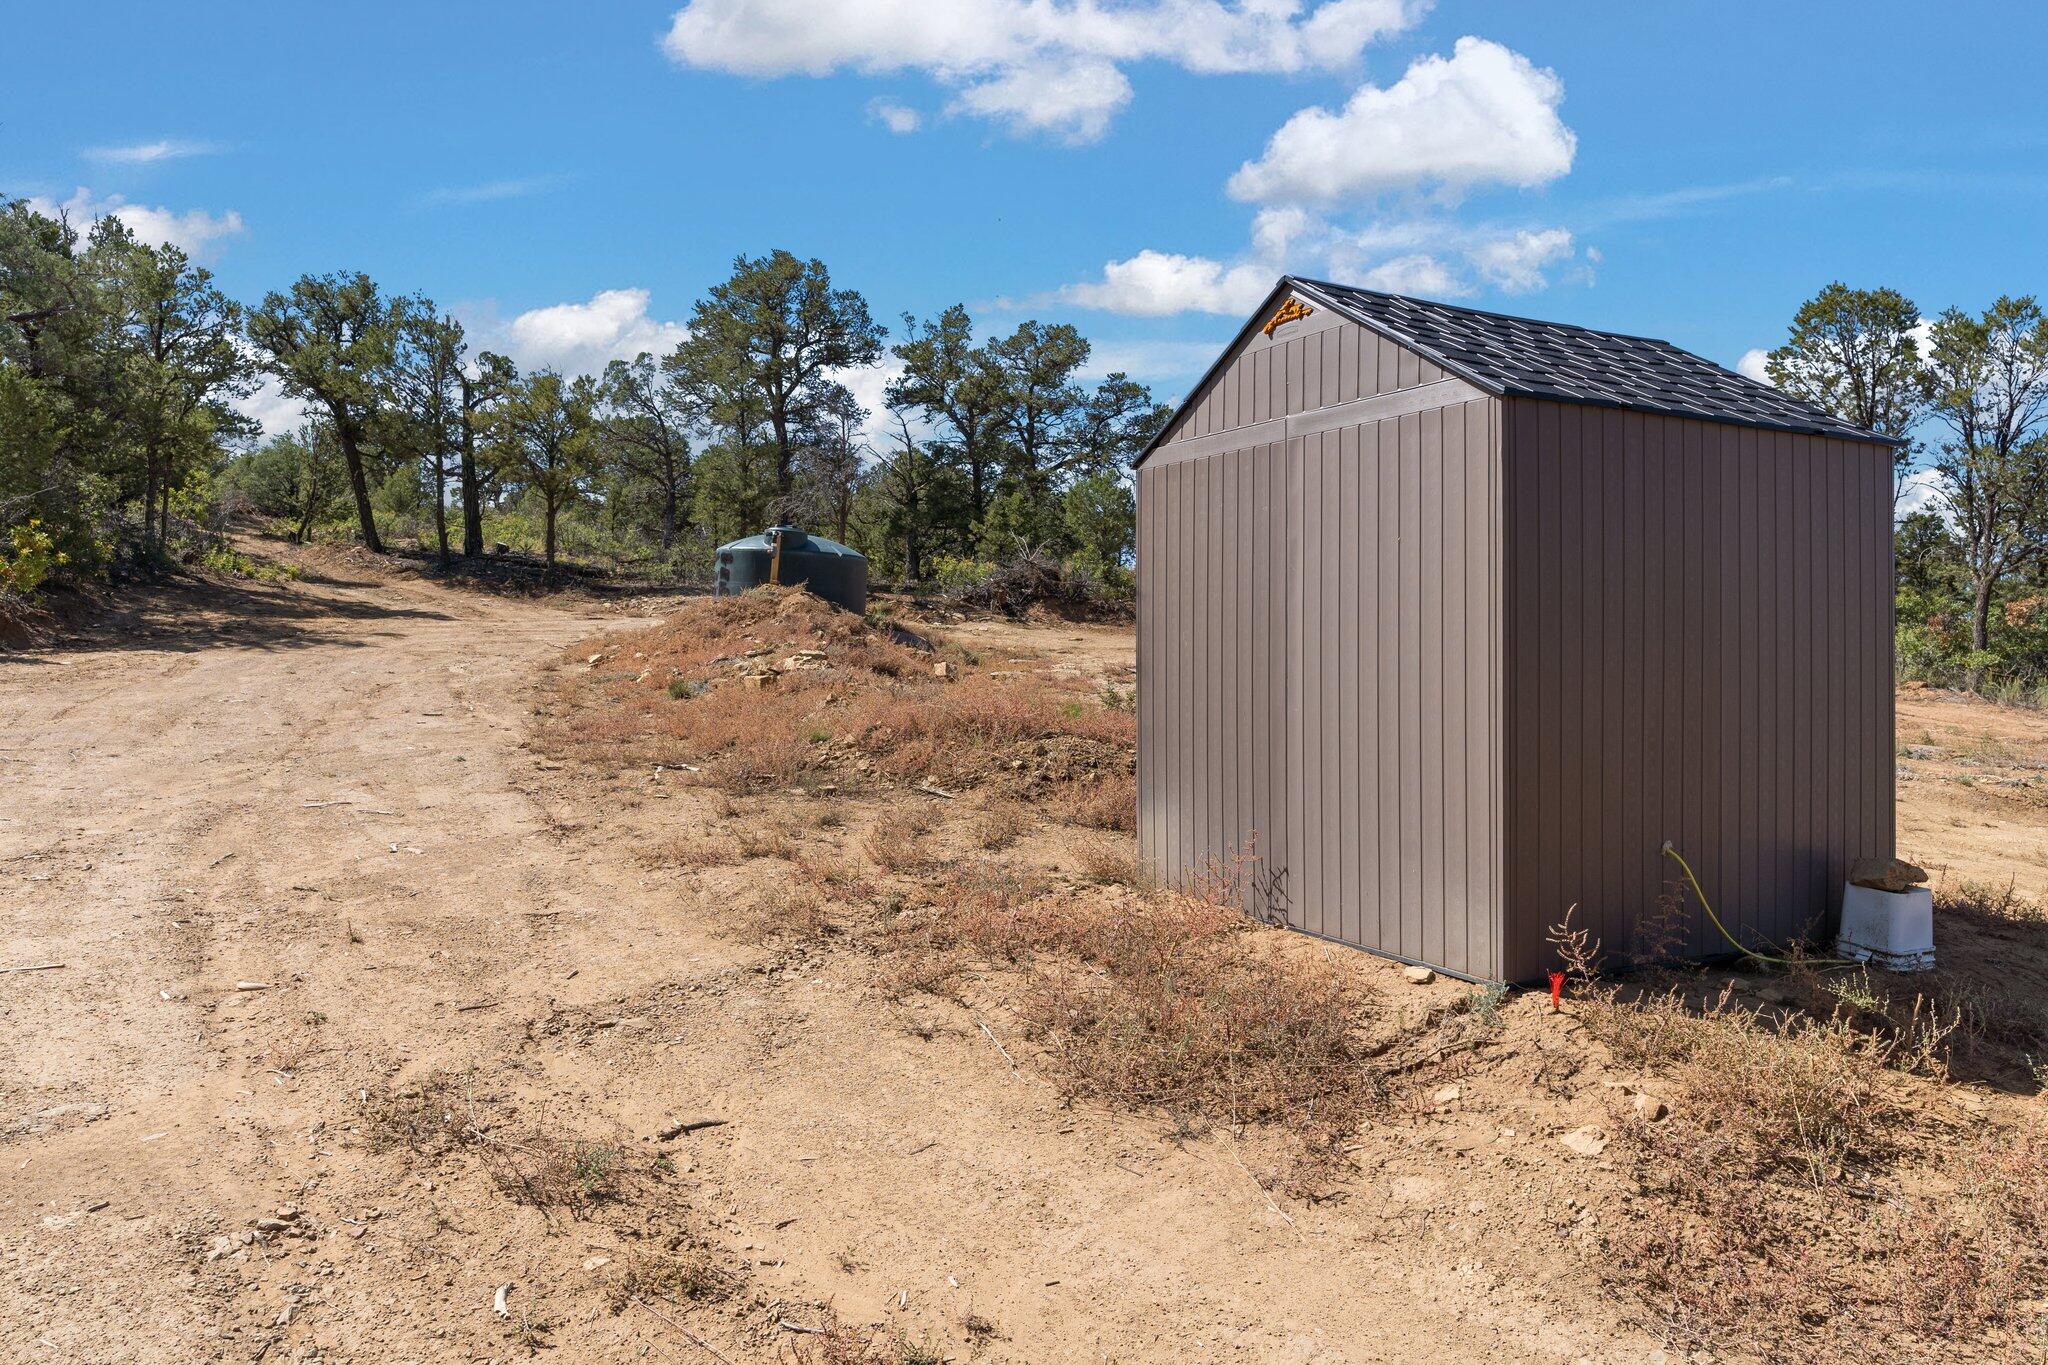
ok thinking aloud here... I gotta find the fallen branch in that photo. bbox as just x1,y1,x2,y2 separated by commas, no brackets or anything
913,782,957,800
0,962,64,975
634,1298,735,1363
978,1019,1017,1073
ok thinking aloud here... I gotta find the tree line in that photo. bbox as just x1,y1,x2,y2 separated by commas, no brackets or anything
0,196,1167,595
1763,283,2048,693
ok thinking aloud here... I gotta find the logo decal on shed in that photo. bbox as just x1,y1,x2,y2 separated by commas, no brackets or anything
1262,296,1314,337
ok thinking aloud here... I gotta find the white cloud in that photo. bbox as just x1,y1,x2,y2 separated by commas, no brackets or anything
27,188,245,257
503,289,689,375
1058,248,1279,316
1228,36,1575,206
83,138,220,164
1468,226,1574,293
868,99,923,134
234,373,317,441
1737,348,1772,385
1063,215,1578,316
661,0,1429,141
950,58,1132,143
1897,467,1941,520
1358,253,1462,296
418,175,567,206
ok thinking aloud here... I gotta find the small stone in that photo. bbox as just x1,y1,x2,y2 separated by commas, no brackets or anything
1848,856,1928,893
585,653,604,666
1633,1093,1669,1122
1560,1126,1608,1158
742,672,776,691
233,981,272,992
1430,1084,1462,1106
582,1255,612,1271
933,661,954,680
347,1226,366,1239
1402,965,1435,985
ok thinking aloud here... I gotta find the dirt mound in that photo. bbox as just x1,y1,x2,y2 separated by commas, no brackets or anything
541,587,1136,825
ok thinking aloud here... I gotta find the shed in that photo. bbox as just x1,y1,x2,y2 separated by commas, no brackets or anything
1134,277,1898,983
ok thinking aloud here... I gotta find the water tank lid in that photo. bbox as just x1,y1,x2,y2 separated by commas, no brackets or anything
715,526,864,559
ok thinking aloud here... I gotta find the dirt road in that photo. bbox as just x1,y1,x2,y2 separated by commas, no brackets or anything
0,562,1648,1363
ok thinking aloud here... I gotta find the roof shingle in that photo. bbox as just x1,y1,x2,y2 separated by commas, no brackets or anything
1295,278,1892,444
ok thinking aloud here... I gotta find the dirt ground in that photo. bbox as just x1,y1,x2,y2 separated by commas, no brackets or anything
0,550,2038,1363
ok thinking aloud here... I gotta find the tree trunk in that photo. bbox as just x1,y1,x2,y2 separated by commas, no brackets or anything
543,499,558,576
336,420,385,554
1968,571,1997,690
460,389,484,557
432,447,449,564
139,451,159,552
770,408,793,498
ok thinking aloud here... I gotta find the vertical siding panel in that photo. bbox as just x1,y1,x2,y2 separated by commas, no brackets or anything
1300,436,1324,937
1222,454,1242,872
1399,411,1424,961
1478,401,1502,978
1284,339,1305,416
1271,443,1291,923
1443,402,1471,974
1700,422,1725,956
1339,425,1363,948
1368,421,1384,957
1843,444,1859,908
1251,447,1271,901
1620,414,1645,943
1398,342,1421,391
1378,417,1402,954
1321,434,1343,941
1322,328,1342,410
1195,456,1212,880
1558,406,1587,946
1136,468,1153,875
1303,332,1324,412
1420,406,1446,969
1377,330,1400,395
1600,411,1626,951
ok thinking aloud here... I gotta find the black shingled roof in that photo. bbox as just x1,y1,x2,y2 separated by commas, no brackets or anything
1290,276,1894,445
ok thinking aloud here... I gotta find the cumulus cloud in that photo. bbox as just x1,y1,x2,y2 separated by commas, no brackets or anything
661,0,1429,141
1468,226,1574,293
502,288,690,375
1063,214,1579,316
83,138,221,164
1058,248,1279,316
1228,36,1575,206
950,58,1131,143
867,99,923,134
1737,348,1772,385
233,373,317,441
27,188,245,257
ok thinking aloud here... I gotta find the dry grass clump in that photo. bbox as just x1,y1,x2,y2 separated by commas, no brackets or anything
1053,769,1136,832
862,807,936,872
541,587,1134,820
607,1244,742,1312
894,870,1378,1161
489,1137,626,1212
1590,988,1907,1185
972,801,1027,850
357,1070,480,1156
1554,910,2048,1360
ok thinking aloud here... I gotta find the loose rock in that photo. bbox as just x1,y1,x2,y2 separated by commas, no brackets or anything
1402,965,1435,986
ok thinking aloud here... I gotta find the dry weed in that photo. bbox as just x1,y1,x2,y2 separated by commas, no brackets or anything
862,807,936,872
972,801,1028,850
1075,842,1137,885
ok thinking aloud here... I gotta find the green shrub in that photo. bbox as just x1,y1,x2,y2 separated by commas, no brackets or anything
0,519,65,597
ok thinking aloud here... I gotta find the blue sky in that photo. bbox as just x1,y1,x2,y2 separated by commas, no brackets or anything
8,1,2046,443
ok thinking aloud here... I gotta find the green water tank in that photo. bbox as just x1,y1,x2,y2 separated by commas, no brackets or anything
713,526,868,613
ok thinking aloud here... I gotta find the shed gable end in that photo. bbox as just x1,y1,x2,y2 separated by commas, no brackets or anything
1149,286,1453,459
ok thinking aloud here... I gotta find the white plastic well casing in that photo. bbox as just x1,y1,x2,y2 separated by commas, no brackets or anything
1836,884,1936,972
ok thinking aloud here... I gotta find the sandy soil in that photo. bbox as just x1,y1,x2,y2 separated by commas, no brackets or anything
2,553,2037,1364
0,557,1659,1364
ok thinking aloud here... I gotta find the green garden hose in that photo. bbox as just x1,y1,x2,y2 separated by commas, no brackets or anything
1659,841,1857,970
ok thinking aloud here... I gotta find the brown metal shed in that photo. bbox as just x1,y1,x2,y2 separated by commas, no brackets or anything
1135,277,1898,983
